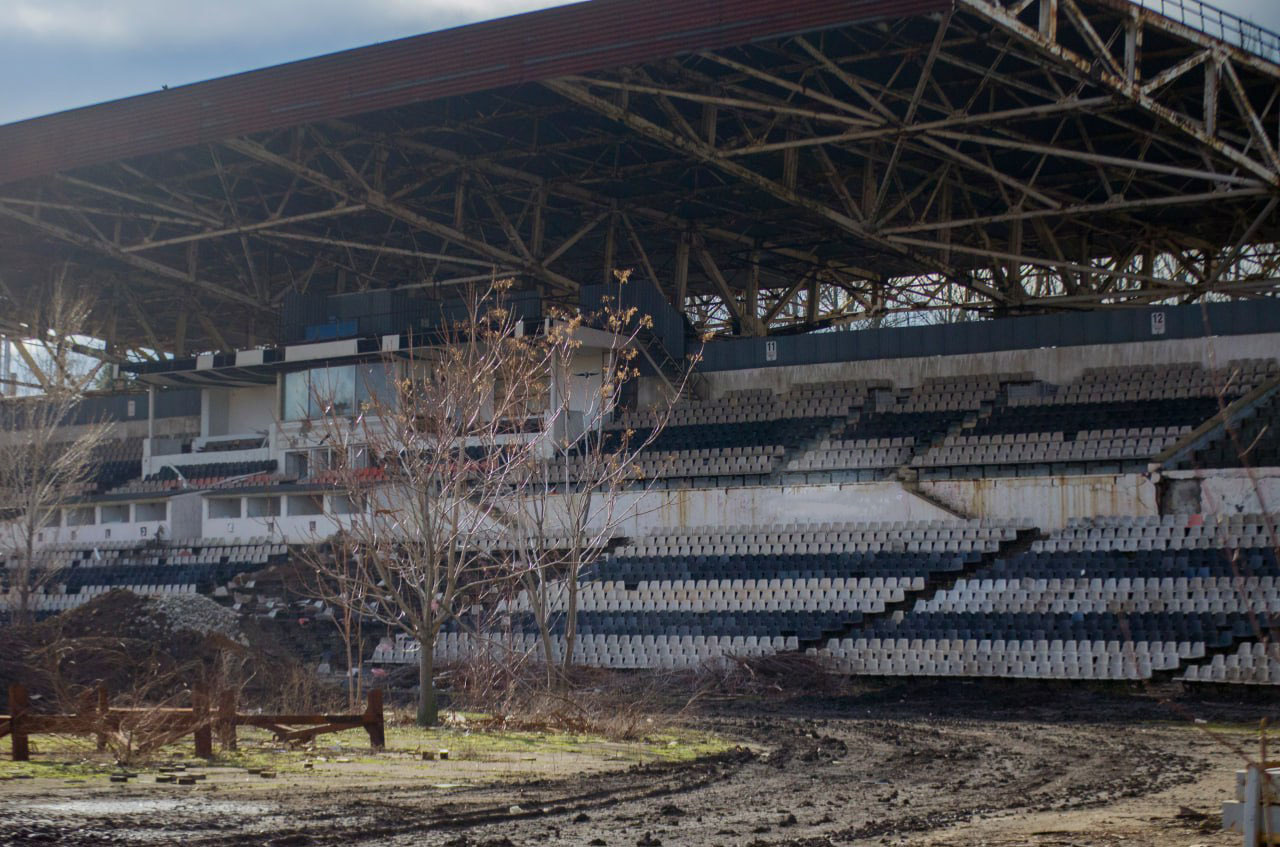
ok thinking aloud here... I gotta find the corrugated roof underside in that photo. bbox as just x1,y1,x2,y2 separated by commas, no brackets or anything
0,0,950,185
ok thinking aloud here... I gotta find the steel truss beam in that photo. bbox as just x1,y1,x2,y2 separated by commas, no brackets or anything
1,0,1278,353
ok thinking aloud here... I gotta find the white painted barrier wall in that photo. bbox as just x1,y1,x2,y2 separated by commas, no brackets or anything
1183,468,1280,517
920,474,1159,531
0,468,1262,554
604,474,1159,534
608,481,957,534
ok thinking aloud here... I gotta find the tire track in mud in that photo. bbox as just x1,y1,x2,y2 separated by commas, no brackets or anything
148,748,756,847
0,701,1223,847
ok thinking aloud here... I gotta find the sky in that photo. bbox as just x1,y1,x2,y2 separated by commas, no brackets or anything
1,0,1279,126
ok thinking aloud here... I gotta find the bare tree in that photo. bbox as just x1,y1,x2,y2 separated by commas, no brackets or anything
297,274,701,716
302,280,558,726
293,533,370,711
509,270,702,686
0,284,114,626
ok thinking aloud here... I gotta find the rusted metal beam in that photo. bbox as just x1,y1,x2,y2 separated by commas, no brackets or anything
0,205,269,311
121,205,366,253
223,137,580,293
544,78,998,300
960,0,1280,186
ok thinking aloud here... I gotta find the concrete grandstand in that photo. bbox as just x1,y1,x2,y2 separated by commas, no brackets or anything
2,0,1280,687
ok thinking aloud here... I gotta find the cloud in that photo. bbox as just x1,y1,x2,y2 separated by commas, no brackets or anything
0,0,568,122
10,3,135,43
4,0,563,48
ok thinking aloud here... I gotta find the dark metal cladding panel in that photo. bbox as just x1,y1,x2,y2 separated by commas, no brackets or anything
0,0,950,185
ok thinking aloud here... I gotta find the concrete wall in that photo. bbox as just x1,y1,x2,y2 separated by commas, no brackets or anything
203,385,275,438
226,385,276,436
203,390,229,438
695,331,1280,398
599,475,1160,535
1167,468,1280,517
169,492,204,540
920,473,1159,531
2,468,1270,554
607,482,958,535
25,504,171,547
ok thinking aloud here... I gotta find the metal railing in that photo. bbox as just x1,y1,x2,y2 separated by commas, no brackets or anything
1128,0,1280,65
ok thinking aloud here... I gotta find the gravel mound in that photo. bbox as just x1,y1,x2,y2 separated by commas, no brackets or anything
147,593,242,642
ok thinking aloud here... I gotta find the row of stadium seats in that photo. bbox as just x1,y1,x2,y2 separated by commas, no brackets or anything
616,383,886,429
1035,360,1278,405
1044,515,1275,550
0,538,289,610
593,445,784,483
823,637,1193,680
887,373,1017,414
372,516,1280,685
598,359,1276,487
197,436,266,453
498,576,922,615
379,631,805,668
786,437,913,472
18,359,1279,505
0,583,198,614
390,519,1023,668
113,467,285,494
1180,643,1280,683
38,359,1276,502
2,538,287,569
1181,391,1280,471
852,516,1276,680
914,426,1190,469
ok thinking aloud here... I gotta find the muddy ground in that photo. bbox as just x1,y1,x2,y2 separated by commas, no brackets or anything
1,681,1273,846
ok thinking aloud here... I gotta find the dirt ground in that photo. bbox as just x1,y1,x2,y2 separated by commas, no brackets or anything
0,680,1273,846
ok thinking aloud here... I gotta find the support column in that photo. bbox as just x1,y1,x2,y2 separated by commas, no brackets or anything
1123,12,1142,82
174,308,189,358
1204,56,1220,138
9,684,29,762
0,335,10,396
1039,0,1058,41
746,249,761,332
602,210,617,285
192,688,213,759
531,186,547,259
364,688,386,750
674,234,690,310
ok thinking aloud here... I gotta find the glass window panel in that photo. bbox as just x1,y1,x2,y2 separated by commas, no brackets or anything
309,365,356,418
357,361,394,411
282,371,310,421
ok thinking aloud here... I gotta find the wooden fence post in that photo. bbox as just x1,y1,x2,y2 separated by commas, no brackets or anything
192,689,213,759
9,684,29,762
95,686,108,752
364,688,385,750
217,688,237,752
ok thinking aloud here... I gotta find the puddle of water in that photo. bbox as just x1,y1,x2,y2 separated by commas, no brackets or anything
30,799,270,815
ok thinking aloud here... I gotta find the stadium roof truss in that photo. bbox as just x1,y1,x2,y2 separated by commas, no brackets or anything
1,0,1279,364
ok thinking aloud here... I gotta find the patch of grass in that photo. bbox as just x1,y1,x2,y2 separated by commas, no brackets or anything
0,716,734,785
346,718,731,765
0,735,136,781
0,759,111,781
